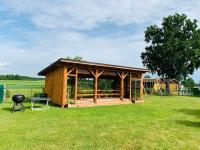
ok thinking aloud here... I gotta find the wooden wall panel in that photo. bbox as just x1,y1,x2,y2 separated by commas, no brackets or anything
44,66,67,107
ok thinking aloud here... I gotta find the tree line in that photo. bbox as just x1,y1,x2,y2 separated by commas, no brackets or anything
0,75,43,81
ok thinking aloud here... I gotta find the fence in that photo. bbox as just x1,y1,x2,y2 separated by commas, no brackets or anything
3,84,44,101
144,87,193,96
0,85,5,103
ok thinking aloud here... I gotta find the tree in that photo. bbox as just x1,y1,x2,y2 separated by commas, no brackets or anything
66,55,82,61
144,75,151,78
141,13,200,92
181,78,195,88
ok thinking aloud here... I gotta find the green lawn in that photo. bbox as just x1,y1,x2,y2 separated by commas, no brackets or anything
1,95,200,150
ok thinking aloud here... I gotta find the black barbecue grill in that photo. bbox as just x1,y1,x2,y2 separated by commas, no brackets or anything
12,94,25,112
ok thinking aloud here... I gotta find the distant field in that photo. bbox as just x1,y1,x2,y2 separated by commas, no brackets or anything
0,80,44,88
0,80,44,99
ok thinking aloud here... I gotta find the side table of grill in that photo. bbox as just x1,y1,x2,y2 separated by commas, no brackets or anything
30,97,50,110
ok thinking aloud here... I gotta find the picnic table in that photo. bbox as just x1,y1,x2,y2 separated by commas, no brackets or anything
30,97,50,110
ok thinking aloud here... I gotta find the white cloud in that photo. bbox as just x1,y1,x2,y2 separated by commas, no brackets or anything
0,0,200,82
0,0,191,30
0,62,11,68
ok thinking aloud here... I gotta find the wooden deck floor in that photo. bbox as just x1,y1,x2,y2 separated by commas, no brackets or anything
68,98,143,108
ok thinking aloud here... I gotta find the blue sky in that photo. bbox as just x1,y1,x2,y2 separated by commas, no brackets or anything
0,0,200,82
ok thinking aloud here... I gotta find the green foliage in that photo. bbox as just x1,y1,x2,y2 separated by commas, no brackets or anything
33,92,40,97
99,79,114,90
145,88,153,94
141,13,200,81
66,55,82,61
144,75,151,78
182,78,195,88
6,90,10,98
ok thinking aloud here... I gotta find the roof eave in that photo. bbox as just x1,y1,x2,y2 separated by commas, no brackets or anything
38,58,150,76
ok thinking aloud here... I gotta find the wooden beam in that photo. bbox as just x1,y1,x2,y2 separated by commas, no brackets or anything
134,79,136,99
135,72,141,79
117,72,128,101
120,77,124,101
123,72,128,79
66,67,75,75
117,72,122,78
67,74,76,77
117,72,128,79
74,67,78,100
89,69,104,77
129,72,132,100
140,74,144,100
89,69,96,77
62,67,67,108
94,69,98,103
97,70,104,78
89,69,104,102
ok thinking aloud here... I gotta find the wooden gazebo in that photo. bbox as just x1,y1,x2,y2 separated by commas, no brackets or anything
38,58,149,108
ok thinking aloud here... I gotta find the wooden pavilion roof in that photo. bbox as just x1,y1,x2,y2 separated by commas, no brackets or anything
38,58,149,76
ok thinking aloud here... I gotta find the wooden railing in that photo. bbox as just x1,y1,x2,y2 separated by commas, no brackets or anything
77,89,120,99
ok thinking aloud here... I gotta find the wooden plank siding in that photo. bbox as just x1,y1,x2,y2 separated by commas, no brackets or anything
44,66,67,107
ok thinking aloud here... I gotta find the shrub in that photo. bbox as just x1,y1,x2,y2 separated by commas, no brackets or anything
6,90,10,98
145,88,153,94
33,92,40,97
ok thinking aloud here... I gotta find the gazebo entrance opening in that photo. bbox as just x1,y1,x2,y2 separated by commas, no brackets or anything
65,66,144,104
131,79,141,99
66,75,124,102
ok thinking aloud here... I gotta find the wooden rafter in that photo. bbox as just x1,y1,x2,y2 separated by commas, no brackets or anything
117,72,122,78
135,72,141,79
89,69,96,77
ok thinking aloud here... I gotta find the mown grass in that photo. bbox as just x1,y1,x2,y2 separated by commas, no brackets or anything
0,80,44,88
1,95,200,150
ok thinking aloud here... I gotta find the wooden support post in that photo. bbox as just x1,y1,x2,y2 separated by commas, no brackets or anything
140,74,144,99
120,76,124,101
74,67,78,100
89,69,103,103
94,70,98,103
117,72,128,101
129,72,132,100
62,67,67,108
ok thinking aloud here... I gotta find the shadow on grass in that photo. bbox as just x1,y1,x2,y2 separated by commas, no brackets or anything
1,106,31,112
175,120,200,128
174,108,200,128
176,108,200,117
